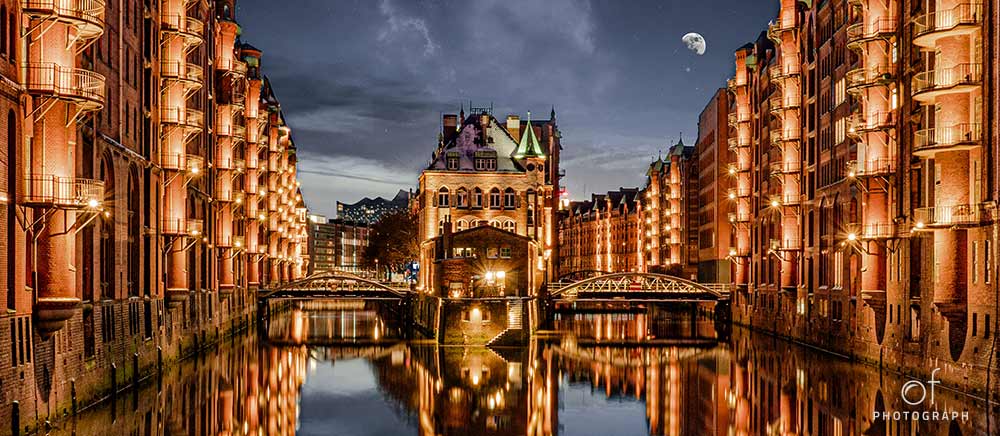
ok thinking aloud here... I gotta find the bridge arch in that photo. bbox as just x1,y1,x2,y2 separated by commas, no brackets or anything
550,272,729,301
259,271,412,300
556,269,613,282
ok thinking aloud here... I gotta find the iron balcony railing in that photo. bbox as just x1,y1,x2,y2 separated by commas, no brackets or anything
846,65,894,91
913,123,981,153
770,57,802,81
22,0,105,39
25,62,106,109
729,212,751,223
914,203,994,227
161,218,203,236
847,111,894,136
770,238,802,251
770,160,801,175
847,157,895,178
161,14,205,41
913,3,984,44
728,187,751,198
161,106,204,129
912,63,982,96
858,222,896,239
160,60,204,83
20,174,104,208
846,17,897,46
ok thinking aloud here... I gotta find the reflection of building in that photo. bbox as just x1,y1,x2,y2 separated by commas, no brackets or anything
417,107,562,294
558,188,642,275
721,0,999,388
337,189,411,225
307,216,371,275
0,0,306,429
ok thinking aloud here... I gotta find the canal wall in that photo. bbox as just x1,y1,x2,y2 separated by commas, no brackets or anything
2,291,256,436
732,292,1000,404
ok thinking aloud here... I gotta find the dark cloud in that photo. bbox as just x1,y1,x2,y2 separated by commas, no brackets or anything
237,0,777,216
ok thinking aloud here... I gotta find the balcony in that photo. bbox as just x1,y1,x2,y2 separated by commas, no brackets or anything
847,111,894,137
161,106,204,130
769,93,801,114
769,56,801,81
770,160,801,176
22,0,105,42
218,59,249,76
767,18,796,42
161,14,204,49
25,63,106,111
911,63,982,102
857,223,896,240
846,65,894,93
234,158,246,173
913,3,984,48
913,123,981,156
161,218,203,236
846,18,897,50
847,157,895,178
728,212,751,223
160,61,204,89
770,238,802,251
913,203,994,229
771,194,801,207
20,174,104,209
727,187,751,199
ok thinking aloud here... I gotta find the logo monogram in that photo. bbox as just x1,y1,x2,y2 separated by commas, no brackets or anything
900,368,940,406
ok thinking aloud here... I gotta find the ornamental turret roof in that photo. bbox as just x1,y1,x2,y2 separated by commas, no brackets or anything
514,112,546,159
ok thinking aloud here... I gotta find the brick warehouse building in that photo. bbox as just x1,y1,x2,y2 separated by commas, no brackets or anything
721,0,1000,392
417,107,561,295
558,188,642,276
0,0,307,430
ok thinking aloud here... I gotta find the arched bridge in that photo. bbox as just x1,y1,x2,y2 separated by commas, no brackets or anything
556,269,613,283
548,272,731,302
259,272,415,300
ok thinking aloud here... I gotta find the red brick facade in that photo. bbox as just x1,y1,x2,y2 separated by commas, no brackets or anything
0,1,307,431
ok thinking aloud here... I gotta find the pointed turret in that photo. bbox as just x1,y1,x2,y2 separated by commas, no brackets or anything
514,111,546,159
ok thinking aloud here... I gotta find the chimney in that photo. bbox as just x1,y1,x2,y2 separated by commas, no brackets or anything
506,115,520,142
443,114,458,144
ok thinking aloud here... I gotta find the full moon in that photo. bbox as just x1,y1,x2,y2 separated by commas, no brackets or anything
682,32,706,55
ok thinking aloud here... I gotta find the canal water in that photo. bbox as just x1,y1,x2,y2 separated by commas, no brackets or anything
46,303,990,435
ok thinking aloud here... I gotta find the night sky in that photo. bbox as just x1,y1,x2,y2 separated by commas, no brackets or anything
236,0,778,217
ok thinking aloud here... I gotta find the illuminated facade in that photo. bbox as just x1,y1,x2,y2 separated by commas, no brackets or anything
0,0,306,430
695,89,735,283
417,107,561,295
558,188,642,276
306,217,370,275
724,0,999,386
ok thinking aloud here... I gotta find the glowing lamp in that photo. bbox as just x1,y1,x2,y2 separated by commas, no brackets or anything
87,198,100,208
915,221,925,229
729,248,738,257
771,199,780,208
496,271,506,279
728,192,736,200
847,232,857,241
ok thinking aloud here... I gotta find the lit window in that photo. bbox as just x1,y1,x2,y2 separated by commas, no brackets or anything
502,221,516,233
437,187,450,207
472,187,483,208
500,247,511,258
457,188,468,208
487,247,499,258
503,188,516,208
489,188,501,208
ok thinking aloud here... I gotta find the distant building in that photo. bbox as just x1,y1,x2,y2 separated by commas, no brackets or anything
694,88,734,283
337,190,411,224
558,188,642,277
307,216,371,275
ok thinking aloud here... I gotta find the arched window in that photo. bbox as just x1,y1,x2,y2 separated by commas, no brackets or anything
503,188,516,208
7,11,13,61
128,168,140,297
1,6,7,59
489,188,501,208
5,110,13,310
502,220,516,233
455,219,468,232
456,187,468,208
437,219,447,235
490,220,501,228
100,156,115,299
437,187,450,207
527,206,535,226
472,187,483,208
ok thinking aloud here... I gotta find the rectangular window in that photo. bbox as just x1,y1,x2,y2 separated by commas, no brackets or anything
986,241,993,283
500,247,511,258
973,313,978,336
972,241,979,284
487,247,499,259
834,118,845,145
986,314,992,339
834,78,845,106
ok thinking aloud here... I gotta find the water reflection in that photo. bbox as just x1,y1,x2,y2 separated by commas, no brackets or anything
50,307,988,435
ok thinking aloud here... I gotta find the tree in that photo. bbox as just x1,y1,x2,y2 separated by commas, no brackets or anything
362,209,419,274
